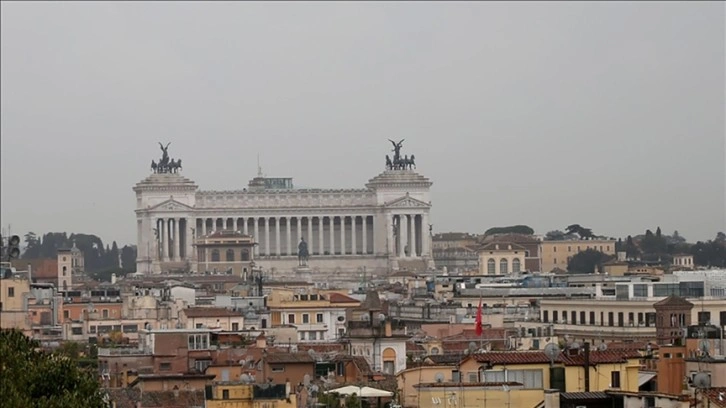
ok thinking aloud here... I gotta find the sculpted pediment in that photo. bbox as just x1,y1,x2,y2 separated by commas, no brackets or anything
385,195,430,209
149,198,194,212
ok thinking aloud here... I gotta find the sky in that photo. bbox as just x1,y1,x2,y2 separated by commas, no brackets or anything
1,1,724,246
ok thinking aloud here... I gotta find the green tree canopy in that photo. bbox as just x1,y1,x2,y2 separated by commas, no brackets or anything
567,249,614,274
0,329,106,408
484,225,534,236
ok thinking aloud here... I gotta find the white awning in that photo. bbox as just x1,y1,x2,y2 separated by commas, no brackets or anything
639,372,657,387
326,386,393,398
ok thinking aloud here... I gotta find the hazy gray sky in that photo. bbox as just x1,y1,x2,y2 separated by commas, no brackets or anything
2,2,724,246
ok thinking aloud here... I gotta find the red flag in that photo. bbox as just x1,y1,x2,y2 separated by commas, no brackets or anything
475,298,483,336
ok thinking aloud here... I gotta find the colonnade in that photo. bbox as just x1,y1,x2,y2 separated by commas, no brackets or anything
151,212,432,263
194,215,375,257
387,213,429,258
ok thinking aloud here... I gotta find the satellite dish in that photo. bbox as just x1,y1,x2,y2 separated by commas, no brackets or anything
544,343,560,361
569,342,581,350
598,343,608,352
308,349,316,358
361,314,370,321
303,374,311,386
435,373,445,383
468,342,477,351
240,374,254,384
378,313,387,321
693,373,711,389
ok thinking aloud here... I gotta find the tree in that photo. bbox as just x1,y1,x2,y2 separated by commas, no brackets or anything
545,230,567,241
565,224,595,240
120,245,137,272
567,249,614,274
0,329,106,408
625,235,640,259
484,225,535,236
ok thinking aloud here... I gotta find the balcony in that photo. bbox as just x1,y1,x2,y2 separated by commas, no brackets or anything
98,347,148,357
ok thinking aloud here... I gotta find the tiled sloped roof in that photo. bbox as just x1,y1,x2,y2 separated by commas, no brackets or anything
328,292,360,304
472,350,641,366
653,295,694,308
265,352,315,364
297,343,346,353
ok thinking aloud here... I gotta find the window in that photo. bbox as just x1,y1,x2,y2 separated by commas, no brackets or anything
633,284,648,298
580,312,586,325
483,370,505,383
543,311,549,323
611,371,621,388
288,314,295,324
211,250,220,262
590,312,595,325
500,259,508,274
337,362,345,376
160,362,172,371
62,266,67,276
196,323,203,329
507,369,544,389
222,389,229,400
309,331,317,340
8,287,14,297
487,259,496,274
553,311,559,323
226,249,235,262
383,361,394,375
71,327,83,335
553,258,557,265
571,311,577,324
122,324,138,333
102,309,109,318
468,372,479,383
241,249,250,261
316,313,324,323
618,312,624,327
628,312,634,326
188,334,209,350
567,246,571,252
232,322,239,331
64,310,70,319
512,258,521,273
195,359,212,373
271,365,285,373
302,314,310,324
698,311,711,325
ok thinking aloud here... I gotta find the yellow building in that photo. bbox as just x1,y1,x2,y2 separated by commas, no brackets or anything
204,382,298,408
477,242,527,275
267,288,360,341
196,230,256,277
539,239,616,273
405,349,641,408
0,274,31,333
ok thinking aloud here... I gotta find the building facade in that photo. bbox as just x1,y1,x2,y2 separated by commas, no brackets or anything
134,144,434,275
540,239,617,272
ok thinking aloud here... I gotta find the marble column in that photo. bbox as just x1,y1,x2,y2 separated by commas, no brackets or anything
386,213,394,256
187,218,195,262
274,217,281,256
295,217,301,253
175,218,182,261
340,216,346,255
351,216,357,255
329,217,335,255
161,219,169,261
242,218,249,235
399,215,408,257
317,217,324,256
408,215,415,258
253,218,260,256
233,218,238,232
422,212,430,256
286,217,292,255
264,217,270,256
362,216,368,255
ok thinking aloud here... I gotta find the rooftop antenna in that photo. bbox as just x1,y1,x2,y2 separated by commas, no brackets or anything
257,154,263,177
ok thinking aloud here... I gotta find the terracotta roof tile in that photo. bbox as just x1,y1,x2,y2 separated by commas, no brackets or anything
265,352,315,364
328,293,360,304
472,350,641,366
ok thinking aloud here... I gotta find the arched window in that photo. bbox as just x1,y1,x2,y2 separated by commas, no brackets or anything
382,348,396,375
62,266,67,276
241,249,250,261
226,249,235,262
487,259,496,274
512,258,521,273
211,250,220,262
500,259,508,274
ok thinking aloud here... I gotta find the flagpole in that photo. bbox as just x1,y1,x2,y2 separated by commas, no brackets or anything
476,290,484,351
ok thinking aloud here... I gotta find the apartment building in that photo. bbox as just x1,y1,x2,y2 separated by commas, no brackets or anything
540,239,616,273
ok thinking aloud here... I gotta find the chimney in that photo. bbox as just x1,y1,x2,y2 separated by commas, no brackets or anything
111,273,117,285
584,342,591,392
385,320,392,337
27,263,32,283
256,334,267,349
544,389,560,408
